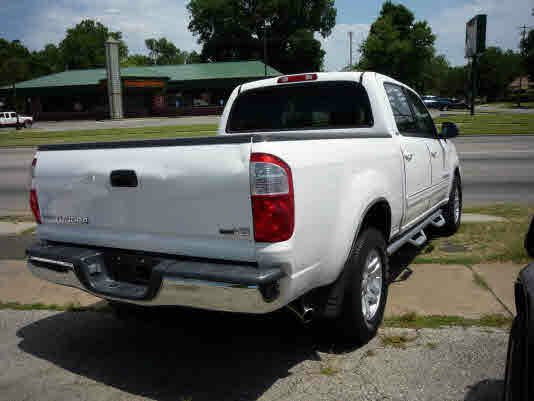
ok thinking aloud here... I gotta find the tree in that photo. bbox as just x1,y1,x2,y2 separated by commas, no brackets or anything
0,39,32,86
186,50,202,64
59,19,127,69
521,29,534,81
187,0,336,73
358,1,435,90
121,54,152,67
31,44,63,76
145,37,189,65
477,47,522,101
421,54,449,94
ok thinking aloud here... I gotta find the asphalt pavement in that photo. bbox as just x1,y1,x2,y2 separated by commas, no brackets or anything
0,309,508,401
1,134,533,215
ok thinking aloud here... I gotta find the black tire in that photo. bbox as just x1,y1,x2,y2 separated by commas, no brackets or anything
335,228,389,344
24,120,32,128
503,317,526,401
440,174,462,235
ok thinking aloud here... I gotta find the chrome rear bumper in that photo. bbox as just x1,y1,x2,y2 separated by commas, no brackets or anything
27,243,285,314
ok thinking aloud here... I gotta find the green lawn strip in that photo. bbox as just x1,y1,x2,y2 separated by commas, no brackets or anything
0,124,218,147
0,300,110,312
488,102,534,109
434,113,534,135
414,204,533,265
0,215,34,223
383,312,512,329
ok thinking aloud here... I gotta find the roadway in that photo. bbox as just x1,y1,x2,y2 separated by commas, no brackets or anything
1,135,533,215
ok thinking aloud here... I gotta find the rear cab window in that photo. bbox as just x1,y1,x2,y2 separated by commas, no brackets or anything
227,81,373,133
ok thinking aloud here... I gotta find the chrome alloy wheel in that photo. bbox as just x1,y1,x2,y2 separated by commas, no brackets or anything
453,185,461,224
361,249,383,322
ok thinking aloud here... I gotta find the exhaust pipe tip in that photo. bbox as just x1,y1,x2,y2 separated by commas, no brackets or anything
287,300,314,324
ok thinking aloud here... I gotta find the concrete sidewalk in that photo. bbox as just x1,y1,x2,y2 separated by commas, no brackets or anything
0,258,521,317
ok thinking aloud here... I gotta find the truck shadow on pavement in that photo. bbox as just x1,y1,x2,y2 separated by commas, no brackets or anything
16,307,346,401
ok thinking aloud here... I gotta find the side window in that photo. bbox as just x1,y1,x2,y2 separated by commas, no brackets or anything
405,90,437,138
384,83,416,133
10,112,17,118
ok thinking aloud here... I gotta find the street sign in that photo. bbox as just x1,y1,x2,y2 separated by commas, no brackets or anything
465,14,487,58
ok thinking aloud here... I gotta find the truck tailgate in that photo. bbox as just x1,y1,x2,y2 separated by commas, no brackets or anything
34,139,256,262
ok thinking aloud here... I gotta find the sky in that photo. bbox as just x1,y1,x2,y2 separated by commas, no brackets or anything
0,0,531,71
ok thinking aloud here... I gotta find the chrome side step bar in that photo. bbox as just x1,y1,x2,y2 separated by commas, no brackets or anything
430,214,446,228
387,210,443,255
408,230,427,247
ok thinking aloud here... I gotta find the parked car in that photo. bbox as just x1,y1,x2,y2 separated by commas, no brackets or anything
0,111,33,128
449,98,470,110
26,72,462,343
422,95,452,111
503,217,534,400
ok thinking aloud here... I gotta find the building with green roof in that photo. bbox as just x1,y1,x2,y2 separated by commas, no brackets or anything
0,61,281,120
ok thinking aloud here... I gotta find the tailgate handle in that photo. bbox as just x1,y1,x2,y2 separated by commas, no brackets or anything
110,170,138,188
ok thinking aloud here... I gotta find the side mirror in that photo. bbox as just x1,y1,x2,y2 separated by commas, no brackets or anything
441,122,459,139
526,217,534,258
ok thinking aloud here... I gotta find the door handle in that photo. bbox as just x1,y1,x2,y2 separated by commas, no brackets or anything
110,170,138,187
403,152,413,161
430,151,438,158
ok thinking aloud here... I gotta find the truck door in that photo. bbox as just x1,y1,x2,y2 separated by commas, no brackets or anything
7,112,17,126
384,83,432,226
404,90,450,207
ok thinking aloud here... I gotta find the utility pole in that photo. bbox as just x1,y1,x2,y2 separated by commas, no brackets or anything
264,20,271,77
348,31,353,68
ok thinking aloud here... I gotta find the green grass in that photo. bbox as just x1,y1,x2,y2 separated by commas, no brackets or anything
0,301,109,312
489,101,534,109
434,112,534,135
383,312,512,329
0,112,531,147
0,124,217,147
414,204,533,265
319,366,339,376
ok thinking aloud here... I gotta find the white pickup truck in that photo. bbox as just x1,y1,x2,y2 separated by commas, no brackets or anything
27,72,462,343
0,111,33,128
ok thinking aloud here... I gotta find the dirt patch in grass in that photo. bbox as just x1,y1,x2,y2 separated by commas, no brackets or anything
380,333,417,349
414,204,533,265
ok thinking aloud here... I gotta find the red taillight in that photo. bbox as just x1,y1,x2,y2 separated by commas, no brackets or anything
277,73,317,84
29,157,41,224
30,189,41,224
250,153,294,242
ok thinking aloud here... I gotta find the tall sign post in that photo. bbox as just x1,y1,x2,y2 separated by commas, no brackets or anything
465,14,487,116
105,38,124,120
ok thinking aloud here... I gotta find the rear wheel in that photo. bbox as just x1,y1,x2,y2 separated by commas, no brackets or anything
334,228,389,344
24,120,32,128
439,174,462,235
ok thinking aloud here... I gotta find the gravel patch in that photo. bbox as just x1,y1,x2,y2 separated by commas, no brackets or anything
0,309,508,401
